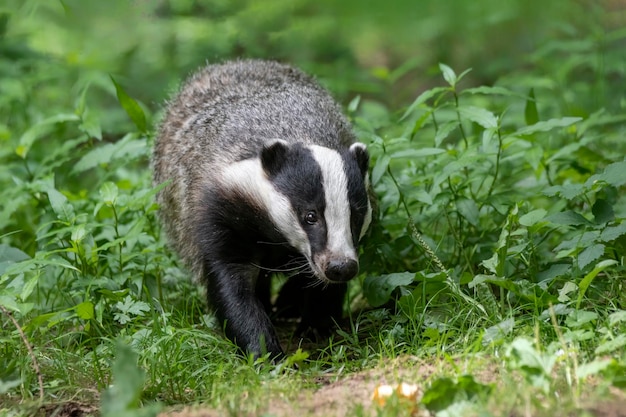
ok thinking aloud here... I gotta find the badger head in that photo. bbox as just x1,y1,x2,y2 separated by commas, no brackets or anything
258,139,372,283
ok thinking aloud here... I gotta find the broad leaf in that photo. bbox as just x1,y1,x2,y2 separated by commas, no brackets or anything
513,117,582,136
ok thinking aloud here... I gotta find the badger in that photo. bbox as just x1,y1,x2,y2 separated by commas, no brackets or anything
153,59,372,359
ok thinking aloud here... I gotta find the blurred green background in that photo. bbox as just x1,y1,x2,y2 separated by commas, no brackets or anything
3,0,624,139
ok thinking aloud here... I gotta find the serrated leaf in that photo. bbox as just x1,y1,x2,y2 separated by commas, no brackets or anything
546,210,592,226
459,106,498,129
513,117,582,136
577,244,605,270
600,223,626,242
439,63,457,86
363,272,415,307
519,209,547,227
524,88,539,125
585,161,626,188
543,184,585,200
111,76,147,133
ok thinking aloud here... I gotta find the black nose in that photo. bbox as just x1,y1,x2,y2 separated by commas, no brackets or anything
325,258,359,282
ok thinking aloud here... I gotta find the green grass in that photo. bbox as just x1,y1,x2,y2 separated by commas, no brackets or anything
1,0,626,416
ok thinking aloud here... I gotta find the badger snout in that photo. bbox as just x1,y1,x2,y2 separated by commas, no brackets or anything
324,257,359,283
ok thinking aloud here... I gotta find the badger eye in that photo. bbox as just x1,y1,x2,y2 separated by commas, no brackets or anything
304,211,318,225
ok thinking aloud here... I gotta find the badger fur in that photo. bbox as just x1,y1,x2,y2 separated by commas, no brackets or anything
153,59,372,359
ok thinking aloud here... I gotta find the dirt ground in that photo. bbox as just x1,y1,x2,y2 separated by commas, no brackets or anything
35,358,626,417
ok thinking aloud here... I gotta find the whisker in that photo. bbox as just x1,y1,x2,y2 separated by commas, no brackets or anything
250,262,308,273
256,240,291,247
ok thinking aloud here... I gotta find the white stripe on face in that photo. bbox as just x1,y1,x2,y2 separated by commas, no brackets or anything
220,159,311,257
309,145,357,260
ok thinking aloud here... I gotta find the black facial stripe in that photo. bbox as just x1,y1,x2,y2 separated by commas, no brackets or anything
270,145,328,255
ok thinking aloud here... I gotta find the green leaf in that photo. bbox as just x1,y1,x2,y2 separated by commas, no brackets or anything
577,259,618,308
17,113,80,158
73,134,146,173
347,95,360,113
577,243,605,270
363,272,415,307
609,311,626,326
592,199,614,224
110,76,148,133
101,341,159,417
389,148,445,159
422,375,491,412
524,88,539,125
585,161,626,188
20,274,39,301
600,223,626,242
546,210,592,226
100,182,119,206
483,318,515,345
0,379,22,394
456,198,479,227
371,154,390,186
519,209,547,227
46,187,75,221
513,117,582,136
543,184,585,200
439,63,457,87
75,301,95,320
434,120,458,147
0,244,30,276
565,310,598,328
458,106,498,129
506,337,556,392
401,87,448,120
595,334,626,355
462,85,529,99
577,359,613,380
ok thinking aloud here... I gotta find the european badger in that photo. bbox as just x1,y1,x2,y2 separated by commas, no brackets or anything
153,59,372,359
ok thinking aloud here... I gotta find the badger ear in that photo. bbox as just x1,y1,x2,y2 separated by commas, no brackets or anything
261,139,289,177
349,142,369,178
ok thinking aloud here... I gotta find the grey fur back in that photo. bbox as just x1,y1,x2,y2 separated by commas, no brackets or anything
153,59,357,279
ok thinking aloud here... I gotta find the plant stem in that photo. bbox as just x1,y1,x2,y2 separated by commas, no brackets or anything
1,305,44,400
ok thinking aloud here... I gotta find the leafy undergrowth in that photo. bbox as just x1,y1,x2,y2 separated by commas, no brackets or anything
2,1,626,416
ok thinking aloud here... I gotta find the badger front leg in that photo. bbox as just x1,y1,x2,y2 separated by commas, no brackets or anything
205,261,283,360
